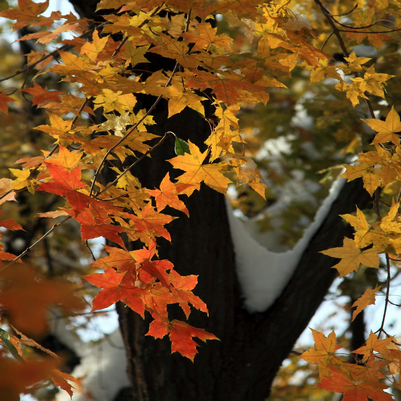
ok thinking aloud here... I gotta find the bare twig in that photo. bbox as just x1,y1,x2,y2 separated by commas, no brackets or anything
377,254,392,338
2,216,71,270
96,131,173,197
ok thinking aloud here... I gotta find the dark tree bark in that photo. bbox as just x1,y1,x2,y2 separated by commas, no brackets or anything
69,1,373,400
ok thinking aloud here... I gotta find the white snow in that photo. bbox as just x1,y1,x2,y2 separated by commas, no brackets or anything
227,177,345,312
53,323,130,401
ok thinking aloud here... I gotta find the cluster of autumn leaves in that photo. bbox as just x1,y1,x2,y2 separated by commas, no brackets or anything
0,0,401,399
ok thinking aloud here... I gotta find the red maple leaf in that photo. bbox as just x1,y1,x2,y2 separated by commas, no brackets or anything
84,267,147,317
74,206,125,247
37,163,86,196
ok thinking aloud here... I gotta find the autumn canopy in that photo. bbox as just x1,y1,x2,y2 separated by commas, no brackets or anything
1,0,401,400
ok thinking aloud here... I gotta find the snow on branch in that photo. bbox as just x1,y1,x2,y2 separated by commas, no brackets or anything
227,178,346,312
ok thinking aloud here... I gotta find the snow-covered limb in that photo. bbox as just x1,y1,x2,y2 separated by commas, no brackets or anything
227,178,346,312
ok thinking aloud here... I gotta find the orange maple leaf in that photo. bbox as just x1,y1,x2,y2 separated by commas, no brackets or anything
317,363,393,401
122,204,175,245
51,368,81,398
352,331,393,362
168,140,231,195
351,286,381,321
300,330,343,378
0,92,15,114
22,82,63,106
74,206,125,247
149,172,189,216
0,356,58,400
84,267,147,317
147,318,218,361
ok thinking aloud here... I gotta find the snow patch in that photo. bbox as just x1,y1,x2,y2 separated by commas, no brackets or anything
54,327,129,401
227,178,345,312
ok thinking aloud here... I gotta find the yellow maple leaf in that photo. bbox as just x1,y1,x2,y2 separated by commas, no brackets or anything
10,169,31,190
340,206,371,247
93,89,137,114
310,64,343,83
342,52,371,73
321,237,380,277
166,81,205,118
168,141,231,196
80,30,109,62
363,106,401,145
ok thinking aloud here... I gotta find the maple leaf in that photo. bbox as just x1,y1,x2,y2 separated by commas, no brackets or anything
149,172,189,216
37,163,86,195
340,207,372,248
84,267,147,317
122,203,175,245
351,286,381,321
10,168,31,190
317,363,393,401
91,245,137,272
0,211,24,231
0,0,51,30
352,331,393,362
320,237,380,277
363,106,401,145
301,330,343,377
35,112,73,144
0,92,15,114
166,84,205,118
80,30,109,61
74,206,125,247
45,145,82,170
147,318,218,361
168,140,231,195
182,22,233,52
169,270,208,317
22,82,63,107
51,368,81,398
184,70,271,104
93,89,137,114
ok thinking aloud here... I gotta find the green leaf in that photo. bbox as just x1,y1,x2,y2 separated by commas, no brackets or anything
174,136,190,155
0,329,23,362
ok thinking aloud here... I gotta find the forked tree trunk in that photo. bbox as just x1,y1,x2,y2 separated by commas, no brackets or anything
69,2,373,400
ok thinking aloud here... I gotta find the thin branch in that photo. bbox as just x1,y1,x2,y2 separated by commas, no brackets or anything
2,216,72,270
338,27,401,34
96,131,173,197
0,29,96,83
111,3,165,58
377,254,391,338
329,4,358,17
320,30,334,50
89,8,191,196
314,0,375,119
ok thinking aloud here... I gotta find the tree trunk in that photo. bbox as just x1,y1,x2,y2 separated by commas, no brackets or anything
69,2,373,400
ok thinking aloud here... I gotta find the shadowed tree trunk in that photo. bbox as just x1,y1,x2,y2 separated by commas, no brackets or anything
68,1,373,400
